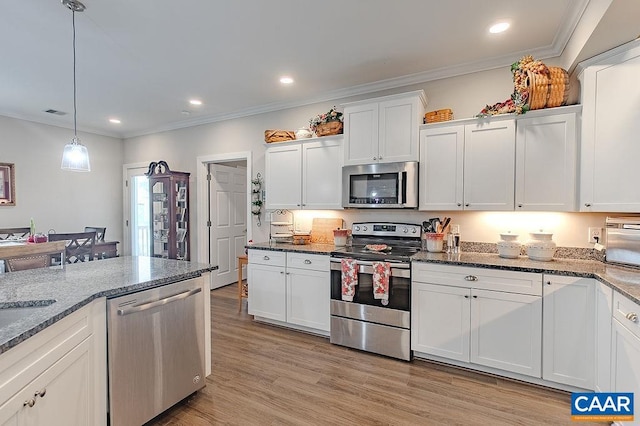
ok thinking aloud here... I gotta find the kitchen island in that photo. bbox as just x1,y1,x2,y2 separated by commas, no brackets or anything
0,256,216,426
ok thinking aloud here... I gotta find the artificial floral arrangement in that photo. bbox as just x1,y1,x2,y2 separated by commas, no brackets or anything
309,107,344,136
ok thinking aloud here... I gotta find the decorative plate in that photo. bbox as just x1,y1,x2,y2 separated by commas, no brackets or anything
364,244,391,252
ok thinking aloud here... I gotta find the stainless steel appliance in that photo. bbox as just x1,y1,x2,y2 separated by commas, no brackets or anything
330,222,421,361
342,161,418,208
606,217,640,268
107,278,205,426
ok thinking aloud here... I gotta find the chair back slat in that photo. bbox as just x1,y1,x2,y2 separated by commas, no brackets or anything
84,227,106,242
0,227,31,240
48,232,96,263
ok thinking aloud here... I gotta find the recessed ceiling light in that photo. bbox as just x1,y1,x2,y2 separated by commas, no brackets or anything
280,76,294,84
489,22,510,34
189,99,203,106
109,118,121,124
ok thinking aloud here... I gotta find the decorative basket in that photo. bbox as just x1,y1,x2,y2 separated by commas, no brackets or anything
424,109,453,124
525,67,569,110
314,121,343,137
264,130,295,143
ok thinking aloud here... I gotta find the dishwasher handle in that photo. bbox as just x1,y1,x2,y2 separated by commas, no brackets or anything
117,287,202,316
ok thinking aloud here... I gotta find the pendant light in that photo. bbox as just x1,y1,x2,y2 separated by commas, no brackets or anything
61,0,90,172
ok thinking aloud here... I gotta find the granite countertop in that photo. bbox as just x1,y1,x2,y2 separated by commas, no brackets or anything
0,256,217,354
247,242,640,305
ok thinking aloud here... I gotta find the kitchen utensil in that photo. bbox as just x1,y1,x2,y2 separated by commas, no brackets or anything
440,217,451,234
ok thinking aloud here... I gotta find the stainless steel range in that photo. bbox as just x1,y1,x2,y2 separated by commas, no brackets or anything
329,222,421,361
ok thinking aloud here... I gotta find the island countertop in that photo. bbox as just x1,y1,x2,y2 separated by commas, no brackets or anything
0,256,217,354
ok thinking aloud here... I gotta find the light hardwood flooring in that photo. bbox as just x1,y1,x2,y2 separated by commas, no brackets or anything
148,283,606,426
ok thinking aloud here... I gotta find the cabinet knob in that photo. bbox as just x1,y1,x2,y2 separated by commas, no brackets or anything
304,259,312,264
546,281,552,286
23,398,36,408
465,203,470,207
379,156,382,160
472,295,478,299
464,275,478,282
626,312,638,323
518,204,523,208
585,203,592,207
263,256,270,260
373,157,377,161
457,203,462,207
34,388,46,398
464,295,469,299
280,271,284,274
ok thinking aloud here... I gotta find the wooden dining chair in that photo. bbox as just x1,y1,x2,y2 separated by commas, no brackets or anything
84,226,106,242
6,254,51,272
0,227,31,240
48,232,96,263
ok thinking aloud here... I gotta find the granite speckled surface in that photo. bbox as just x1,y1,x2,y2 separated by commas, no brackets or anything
0,256,216,354
247,241,640,305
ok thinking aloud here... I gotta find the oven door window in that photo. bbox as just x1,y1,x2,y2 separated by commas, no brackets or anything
349,173,398,204
330,267,410,311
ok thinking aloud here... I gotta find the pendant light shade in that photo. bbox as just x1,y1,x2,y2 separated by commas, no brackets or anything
61,0,90,172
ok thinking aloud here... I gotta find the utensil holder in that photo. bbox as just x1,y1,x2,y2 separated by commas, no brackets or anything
423,233,444,252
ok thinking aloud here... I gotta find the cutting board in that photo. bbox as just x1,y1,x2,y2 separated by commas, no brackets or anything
310,218,344,244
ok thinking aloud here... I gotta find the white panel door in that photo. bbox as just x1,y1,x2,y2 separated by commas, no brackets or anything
411,282,471,362
302,138,343,209
378,97,418,163
610,319,640,418
286,268,330,331
595,281,613,392
463,119,516,211
419,125,465,211
210,164,247,289
265,144,302,209
247,264,286,322
343,103,378,165
542,275,595,388
470,289,542,377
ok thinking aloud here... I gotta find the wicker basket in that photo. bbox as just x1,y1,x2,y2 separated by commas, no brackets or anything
424,109,453,124
525,67,569,110
264,130,296,143
314,121,343,137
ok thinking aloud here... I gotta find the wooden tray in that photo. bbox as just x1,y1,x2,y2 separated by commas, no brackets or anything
310,218,344,244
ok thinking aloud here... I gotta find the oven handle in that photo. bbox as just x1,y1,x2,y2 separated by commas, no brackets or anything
330,258,411,278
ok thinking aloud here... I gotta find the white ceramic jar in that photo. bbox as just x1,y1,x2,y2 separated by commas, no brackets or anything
526,232,557,261
295,128,313,139
497,233,521,259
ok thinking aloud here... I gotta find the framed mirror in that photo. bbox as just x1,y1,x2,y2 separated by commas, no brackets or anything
0,162,15,206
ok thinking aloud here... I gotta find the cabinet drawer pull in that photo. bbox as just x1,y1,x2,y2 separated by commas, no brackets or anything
34,388,46,398
546,281,552,286
472,295,478,299
373,157,377,161
585,203,592,207
304,259,312,264
464,275,478,282
263,256,270,261
23,398,36,408
517,204,523,208
464,295,469,299
457,203,462,207
626,312,638,323
465,203,470,207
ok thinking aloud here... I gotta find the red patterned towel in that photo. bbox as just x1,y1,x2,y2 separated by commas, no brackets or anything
373,261,390,301
341,258,358,302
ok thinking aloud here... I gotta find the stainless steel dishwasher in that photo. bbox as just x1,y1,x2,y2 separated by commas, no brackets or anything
107,278,205,426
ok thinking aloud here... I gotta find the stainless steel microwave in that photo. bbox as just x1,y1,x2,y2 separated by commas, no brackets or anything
342,161,418,208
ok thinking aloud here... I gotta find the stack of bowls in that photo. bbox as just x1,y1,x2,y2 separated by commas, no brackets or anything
497,233,522,259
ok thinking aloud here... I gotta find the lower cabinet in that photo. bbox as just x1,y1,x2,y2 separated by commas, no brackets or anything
0,299,107,426
594,281,613,392
611,291,640,416
248,249,330,333
412,263,542,378
542,275,595,389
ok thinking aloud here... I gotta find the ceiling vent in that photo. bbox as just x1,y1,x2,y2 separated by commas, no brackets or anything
44,109,67,115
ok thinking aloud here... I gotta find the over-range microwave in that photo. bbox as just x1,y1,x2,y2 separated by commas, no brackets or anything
342,161,418,209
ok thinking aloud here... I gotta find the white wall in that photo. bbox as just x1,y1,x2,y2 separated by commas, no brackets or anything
123,66,612,252
0,116,124,242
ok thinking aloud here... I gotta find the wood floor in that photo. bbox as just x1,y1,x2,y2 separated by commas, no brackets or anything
148,283,605,426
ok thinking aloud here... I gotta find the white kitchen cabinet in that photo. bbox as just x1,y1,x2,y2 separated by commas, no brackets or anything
611,292,640,421
542,274,595,389
579,39,640,212
419,116,515,211
265,137,342,210
343,91,426,165
412,263,542,378
595,281,613,392
515,106,580,211
0,299,107,426
247,250,287,322
248,249,330,333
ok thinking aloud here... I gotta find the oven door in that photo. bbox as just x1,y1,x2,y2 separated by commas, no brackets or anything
329,259,410,311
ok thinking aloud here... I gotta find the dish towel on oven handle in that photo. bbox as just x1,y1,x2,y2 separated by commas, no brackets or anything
341,258,358,302
373,261,391,302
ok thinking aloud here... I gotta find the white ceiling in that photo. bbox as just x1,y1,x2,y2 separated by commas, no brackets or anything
0,0,635,139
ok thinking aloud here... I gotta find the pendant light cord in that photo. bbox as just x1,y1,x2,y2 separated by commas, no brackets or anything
72,9,78,139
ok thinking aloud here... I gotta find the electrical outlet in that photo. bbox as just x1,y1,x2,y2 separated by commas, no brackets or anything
451,224,460,235
588,227,602,244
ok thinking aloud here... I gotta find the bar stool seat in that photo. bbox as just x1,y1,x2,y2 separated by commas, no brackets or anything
237,254,248,312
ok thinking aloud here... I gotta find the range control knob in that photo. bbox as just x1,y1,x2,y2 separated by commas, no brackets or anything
402,227,408,233
354,226,360,232
411,227,418,234
362,226,368,231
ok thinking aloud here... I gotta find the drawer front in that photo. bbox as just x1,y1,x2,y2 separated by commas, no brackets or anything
613,291,640,339
286,252,329,272
248,249,286,267
412,262,542,296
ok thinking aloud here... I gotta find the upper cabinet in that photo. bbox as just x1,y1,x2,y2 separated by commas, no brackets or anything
265,136,343,210
579,39,640,212
420,106,580,212
515,106,580,211
343,90,427,165
419,116,516,211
